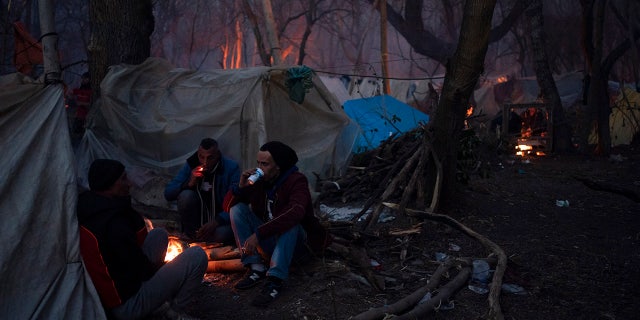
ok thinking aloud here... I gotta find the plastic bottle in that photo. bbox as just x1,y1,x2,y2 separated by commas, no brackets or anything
468,259,490,294
471,259,490,283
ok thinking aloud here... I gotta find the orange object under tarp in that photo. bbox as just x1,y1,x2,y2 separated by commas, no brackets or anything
13,21,43,74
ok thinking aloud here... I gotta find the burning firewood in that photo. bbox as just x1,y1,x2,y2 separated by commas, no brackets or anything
207,259,244,273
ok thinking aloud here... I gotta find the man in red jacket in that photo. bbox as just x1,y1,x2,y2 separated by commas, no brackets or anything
225,141,331,307
78,159,207,319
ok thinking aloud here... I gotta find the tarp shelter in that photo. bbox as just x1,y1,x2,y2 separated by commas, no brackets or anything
0,74,106,318
610,87,640,146
343,94,430,153
76,58,358,208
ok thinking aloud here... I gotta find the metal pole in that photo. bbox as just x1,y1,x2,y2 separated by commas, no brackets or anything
38,0,61,84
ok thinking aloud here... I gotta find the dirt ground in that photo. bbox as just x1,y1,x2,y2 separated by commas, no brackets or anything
168,141,639,320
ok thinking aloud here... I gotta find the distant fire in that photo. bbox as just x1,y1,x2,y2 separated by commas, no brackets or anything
515,144,546,157
165,236,185,262
496,75,508,83
515,144,532,156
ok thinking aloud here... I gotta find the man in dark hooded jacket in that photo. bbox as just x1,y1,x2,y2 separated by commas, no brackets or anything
78,159,207,319
224,141,331,307
164,138,240,244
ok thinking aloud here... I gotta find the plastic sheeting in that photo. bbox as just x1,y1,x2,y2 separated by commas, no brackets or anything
75,58,358,208
0,73,106,319
344,95,430,153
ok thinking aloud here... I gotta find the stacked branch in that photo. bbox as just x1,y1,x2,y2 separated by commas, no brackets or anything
317,127,507,319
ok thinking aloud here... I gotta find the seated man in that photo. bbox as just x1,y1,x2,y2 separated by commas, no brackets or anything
225,141,332,307
521,107,547,137
78,159,207,319
164,138,240,244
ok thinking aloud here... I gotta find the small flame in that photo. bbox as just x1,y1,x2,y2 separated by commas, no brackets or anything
466,105,474,117
165,236,184,262
496,75,508,84
515,144,533,157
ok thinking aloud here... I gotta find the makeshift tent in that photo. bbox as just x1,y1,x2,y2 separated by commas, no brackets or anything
329,72,584,122
76,58,358,208
343,94,430,153
0,73,106,318
610,87,640,146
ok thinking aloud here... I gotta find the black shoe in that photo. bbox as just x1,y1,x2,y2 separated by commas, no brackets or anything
251,277,283,307
234,270,266,290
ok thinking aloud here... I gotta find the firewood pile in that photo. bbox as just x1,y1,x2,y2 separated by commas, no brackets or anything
312,127,509,320
315,125,441,233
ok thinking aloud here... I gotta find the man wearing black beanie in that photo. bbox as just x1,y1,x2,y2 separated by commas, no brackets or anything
224,141,332,307
78,159,207,319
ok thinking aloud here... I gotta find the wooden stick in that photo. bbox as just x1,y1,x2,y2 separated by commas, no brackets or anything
206,259,244,273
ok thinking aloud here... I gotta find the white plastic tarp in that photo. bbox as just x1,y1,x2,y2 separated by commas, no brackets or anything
76,58,358,208
0,73,105,319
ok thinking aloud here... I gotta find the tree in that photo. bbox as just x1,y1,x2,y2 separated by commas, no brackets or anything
88,0,154,98
526,0,572,153
429,0,497,208
367,0,527,66
580,0,640,155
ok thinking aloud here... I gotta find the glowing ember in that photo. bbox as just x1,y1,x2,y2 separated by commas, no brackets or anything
496,75,508,83
515,144,532,156
165,236,185,262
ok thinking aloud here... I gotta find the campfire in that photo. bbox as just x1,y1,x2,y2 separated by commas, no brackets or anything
515,138,547,157
165,236,185,262
145,218,245,272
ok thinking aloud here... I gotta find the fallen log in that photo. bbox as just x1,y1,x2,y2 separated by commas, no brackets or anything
206,259,244,273
351,257,464,320
204,245,241,260
574,176,640,202
393,264,471,320
382,202,507,320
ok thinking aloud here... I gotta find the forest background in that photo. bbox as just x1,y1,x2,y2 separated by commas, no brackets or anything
1,1,639,319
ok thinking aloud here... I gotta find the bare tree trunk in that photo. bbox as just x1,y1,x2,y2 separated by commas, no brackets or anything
242,0,270,66
580,0,611,155
379,0,390,94
526,0,572,153
88,0,154,99
368,0,526,65
262,0,281,65
430,0,497,208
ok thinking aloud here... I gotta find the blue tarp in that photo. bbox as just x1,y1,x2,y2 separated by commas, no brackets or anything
343,95,430,153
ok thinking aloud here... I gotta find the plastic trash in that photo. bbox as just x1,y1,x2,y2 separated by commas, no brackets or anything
471,260,490,283
418,292,455,310
434,252,448,262
448,243,461,251
555,200,570,207
418,292,432,304
438,300,455,310
501,283,527,295
468,281,489,294
468,259,490,294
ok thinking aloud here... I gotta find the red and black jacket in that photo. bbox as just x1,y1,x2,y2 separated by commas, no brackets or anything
77,192,154,309
224,168,331,253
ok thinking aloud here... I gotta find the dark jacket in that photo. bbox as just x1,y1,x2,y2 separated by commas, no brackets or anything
224,169,331,253
77,191,155,308
164,152,240,220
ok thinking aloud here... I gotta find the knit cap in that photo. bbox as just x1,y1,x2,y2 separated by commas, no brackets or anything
259,141,298,171
88,159,125,191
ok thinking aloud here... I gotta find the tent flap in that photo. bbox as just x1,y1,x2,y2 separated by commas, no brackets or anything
0,75,105,319
77,58,358,208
